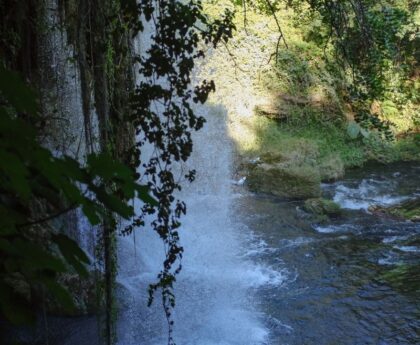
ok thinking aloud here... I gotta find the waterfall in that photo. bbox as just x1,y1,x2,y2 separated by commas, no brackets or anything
40,0,99,257
113,12,290,345
117,101,279,344
38,5,283,343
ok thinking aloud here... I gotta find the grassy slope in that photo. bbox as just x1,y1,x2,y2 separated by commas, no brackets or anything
200,1,420,180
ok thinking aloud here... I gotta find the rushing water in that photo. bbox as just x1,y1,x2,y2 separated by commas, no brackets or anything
116,18,285,344
116,105,284,345
116,118,420,345
9,125,419,345
238,162,420,345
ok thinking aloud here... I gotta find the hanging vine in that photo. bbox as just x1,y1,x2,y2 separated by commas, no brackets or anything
120,1,235,343
0,1,235,345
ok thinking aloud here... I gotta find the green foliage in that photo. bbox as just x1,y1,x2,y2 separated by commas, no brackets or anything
347,121,370,140
1,1,236,342
290,0,419,133
224,0,419,179
0,65,155,326
347,121,362,139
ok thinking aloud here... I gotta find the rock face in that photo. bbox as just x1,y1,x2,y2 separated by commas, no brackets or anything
247,162,321,199
368,198,420,222
48,273,99,316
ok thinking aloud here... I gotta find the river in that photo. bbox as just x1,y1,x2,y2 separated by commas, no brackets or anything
9,142,419,345
116,113,420,345
238,162,420,345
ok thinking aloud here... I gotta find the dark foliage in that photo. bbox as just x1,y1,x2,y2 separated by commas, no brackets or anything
0,1,235,344
0,64,155,326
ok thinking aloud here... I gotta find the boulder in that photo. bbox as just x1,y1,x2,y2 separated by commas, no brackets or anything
319,154,345,182
247,163,321,199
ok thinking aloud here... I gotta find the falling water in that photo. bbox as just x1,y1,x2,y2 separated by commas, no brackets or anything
114,16,285,344
40,0,99,257
35,7,284,344
116,96,287,344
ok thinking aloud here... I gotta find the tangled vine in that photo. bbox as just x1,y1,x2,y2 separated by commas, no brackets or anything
121,1,235,343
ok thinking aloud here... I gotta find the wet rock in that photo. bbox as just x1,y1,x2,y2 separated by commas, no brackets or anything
4,273,31,301
303,198,342,217
380,264,420,294
48,272,100,316
368,198,420,222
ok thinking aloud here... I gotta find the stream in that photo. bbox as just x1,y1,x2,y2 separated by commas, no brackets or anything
8,161,419,345
239,162,420,345
115,153,420,345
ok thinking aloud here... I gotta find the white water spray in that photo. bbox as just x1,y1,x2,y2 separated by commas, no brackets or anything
69,11,283,344
117,99,282,344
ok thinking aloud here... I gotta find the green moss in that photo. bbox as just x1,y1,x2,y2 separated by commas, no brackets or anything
319,154,345,181
303,198,342,216
380,264,420,294
247,162,321,199
394,134,420,161
389,199,420,222
369,198,420,222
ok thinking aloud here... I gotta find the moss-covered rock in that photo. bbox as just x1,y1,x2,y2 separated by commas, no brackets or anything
247,162,321,199
368,198,420,222
303,198,342,216
319,154,345,182
259,151,285,164
379,264,420,294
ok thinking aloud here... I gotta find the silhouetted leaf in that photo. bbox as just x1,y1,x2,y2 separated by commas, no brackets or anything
52,234,90,278
0,65,38,114
13,239,67,273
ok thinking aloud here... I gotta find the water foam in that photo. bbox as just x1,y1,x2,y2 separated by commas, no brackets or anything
393,245,420,253
313,224,360,234
333,179,408,210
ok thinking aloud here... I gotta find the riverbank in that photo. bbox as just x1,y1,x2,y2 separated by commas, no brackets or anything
201,1,420,197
